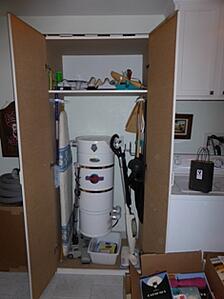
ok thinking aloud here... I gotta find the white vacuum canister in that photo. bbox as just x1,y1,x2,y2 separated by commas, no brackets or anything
77,135,114,167
76,135,115,238
79,167,114,191
79,209,112,237
79,189,113,212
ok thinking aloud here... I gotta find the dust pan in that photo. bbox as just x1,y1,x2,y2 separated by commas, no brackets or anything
125,103,139,133
125,99,145,134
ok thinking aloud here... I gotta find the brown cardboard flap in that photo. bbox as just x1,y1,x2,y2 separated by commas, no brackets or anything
130,264,141,299
203,251,224,260
141,251,203,275
204,252,224,299
0,206,27,271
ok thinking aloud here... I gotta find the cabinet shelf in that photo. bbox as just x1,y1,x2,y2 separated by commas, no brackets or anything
48,89,148,96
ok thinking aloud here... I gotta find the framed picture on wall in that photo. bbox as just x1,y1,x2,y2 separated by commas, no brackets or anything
174,114,193,139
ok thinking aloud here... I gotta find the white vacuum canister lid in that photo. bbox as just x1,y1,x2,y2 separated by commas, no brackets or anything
76,135,113,155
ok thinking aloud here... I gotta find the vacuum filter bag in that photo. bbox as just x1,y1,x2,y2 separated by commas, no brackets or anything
189,147,214,193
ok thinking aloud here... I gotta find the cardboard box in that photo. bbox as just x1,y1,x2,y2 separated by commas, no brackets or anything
0,204,27,271
130,251,222,299
205,252,224,299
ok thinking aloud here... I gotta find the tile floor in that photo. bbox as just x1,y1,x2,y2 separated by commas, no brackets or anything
0,272,30,299
0,272,124,299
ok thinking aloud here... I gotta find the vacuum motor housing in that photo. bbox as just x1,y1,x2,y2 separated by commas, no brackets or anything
77,135,114,237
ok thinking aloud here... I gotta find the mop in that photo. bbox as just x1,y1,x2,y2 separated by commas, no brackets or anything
110,134,140,267
126,97,145,224
110,97,145,267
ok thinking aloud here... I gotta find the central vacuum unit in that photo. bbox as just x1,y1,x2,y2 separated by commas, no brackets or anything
76,135,120,238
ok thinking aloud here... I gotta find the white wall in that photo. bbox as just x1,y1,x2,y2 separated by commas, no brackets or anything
0,16,19,173
65,96,137,233
0,17,13,102
175,101,224,154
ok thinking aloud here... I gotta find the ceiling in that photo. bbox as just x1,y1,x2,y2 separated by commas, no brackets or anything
0,0,174,16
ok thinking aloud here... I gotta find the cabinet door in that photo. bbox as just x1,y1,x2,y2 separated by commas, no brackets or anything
8,14,59,299
217,5,224,98
142,13,177,253
220,54,224,97
176,8,220,98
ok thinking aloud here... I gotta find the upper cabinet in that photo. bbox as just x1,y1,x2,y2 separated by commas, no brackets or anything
220,52,224,98
175,1,224,100
217,4,224,98
46,37,148,94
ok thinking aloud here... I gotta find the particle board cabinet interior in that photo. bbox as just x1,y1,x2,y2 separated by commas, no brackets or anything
8,14,60,299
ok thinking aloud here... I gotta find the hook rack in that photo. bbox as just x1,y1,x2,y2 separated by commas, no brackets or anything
49,98,68,104
70,140,77,147
125,142,135,156
136,95,146,103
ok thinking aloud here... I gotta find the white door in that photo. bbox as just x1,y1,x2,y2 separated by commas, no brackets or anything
220,55,224,98
8,14,60,299
217,5,224,98
176,7,220,98
166,195,224,252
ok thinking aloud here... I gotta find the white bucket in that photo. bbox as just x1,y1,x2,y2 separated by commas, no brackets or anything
79,209,112,238
79,189,113,212
88,232,121,265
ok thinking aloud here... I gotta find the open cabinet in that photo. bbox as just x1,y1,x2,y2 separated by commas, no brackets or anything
7,12,177,299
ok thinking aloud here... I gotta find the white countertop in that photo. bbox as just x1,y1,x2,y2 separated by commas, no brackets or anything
171,154,224,196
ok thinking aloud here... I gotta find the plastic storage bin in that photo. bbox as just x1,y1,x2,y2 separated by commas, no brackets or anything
88,231,121,265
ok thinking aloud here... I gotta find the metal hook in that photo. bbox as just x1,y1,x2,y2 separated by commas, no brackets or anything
136,96,146,103
125,142,135,156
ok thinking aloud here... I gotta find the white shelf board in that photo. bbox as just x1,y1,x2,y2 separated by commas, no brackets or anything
48,89,148,96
